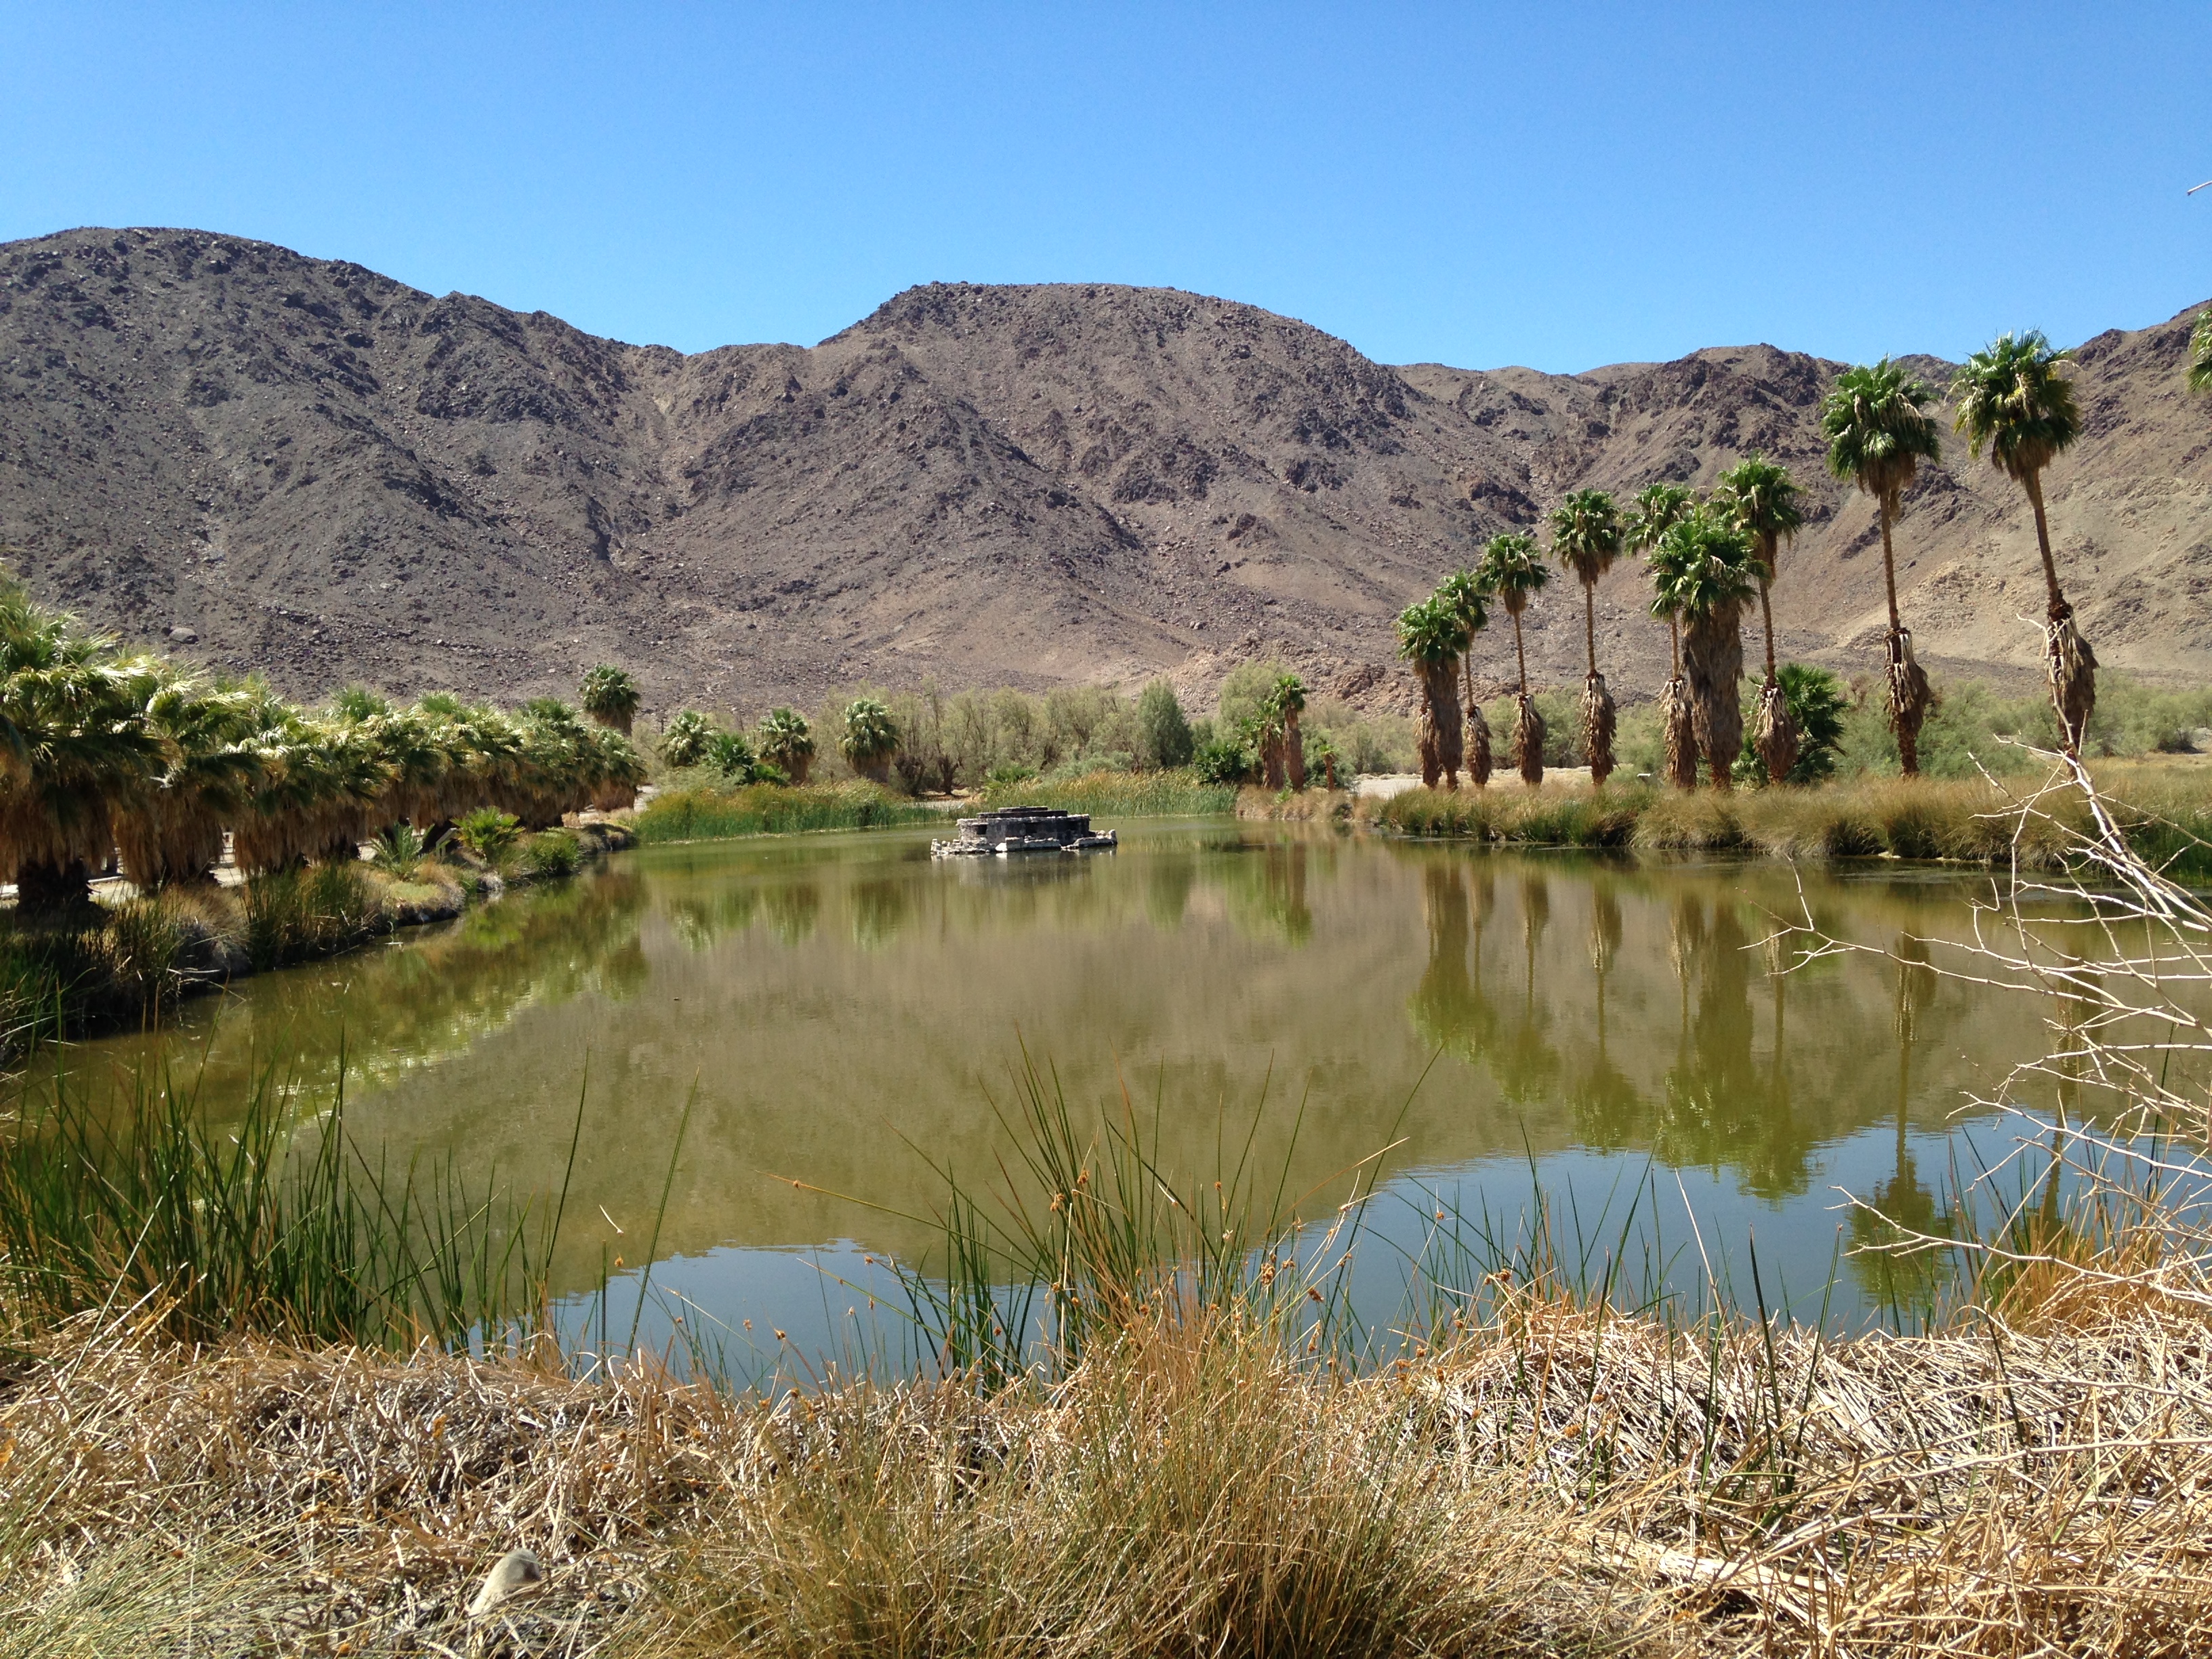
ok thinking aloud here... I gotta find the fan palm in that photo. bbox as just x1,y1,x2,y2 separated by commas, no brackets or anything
1395,597,1469,788
758,708,815,784
1712,455,1805,783
840,697,900,783
1476,532,1550,785
1627,483,1698,788
2192,312,2212,394
659,709,714,770
1267,673,1309,790
115,672,266,888
1435,570,1492,785
0,594,167,913
1821,359,1942,775
1549,489,1622,785
579,665,642,736
1657,508,1759,791
1950,330,2094,752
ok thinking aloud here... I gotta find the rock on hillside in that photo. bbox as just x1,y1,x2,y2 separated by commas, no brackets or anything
0,226,2205,716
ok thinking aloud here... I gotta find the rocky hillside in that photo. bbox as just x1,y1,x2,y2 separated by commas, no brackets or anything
1,226,2205,716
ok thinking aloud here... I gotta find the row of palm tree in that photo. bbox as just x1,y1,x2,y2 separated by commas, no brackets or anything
0,586,646,916
1395,331,2103,788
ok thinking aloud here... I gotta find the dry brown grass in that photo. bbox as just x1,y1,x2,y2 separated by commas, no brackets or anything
7,1278,2211,1656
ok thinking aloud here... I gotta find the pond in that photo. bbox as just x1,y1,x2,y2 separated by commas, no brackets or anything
77,821,2108,1364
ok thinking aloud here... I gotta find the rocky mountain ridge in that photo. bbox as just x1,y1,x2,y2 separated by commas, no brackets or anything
1,225,2205,716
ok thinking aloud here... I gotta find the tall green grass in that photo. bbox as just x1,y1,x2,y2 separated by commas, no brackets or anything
0,1049,574,1350
633,781,941,843
976,767,1235,817
1371,771,2212,876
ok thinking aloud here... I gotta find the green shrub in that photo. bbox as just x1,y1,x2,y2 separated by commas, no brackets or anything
243,862,380,970
455,807,523,864
520,829,581,878
978,769,1234,817
369,823,428,878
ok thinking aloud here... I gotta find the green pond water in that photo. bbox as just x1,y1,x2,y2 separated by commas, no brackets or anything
75,821,2114,1355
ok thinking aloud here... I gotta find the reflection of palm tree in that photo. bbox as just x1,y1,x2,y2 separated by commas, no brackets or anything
1492,872,1561,1104
1145,852,1196,930
1410,862,1493,1061
1571,878,1643,1145
851,877,911,949
1263,844,1311,942
761,880,822,945
1850,937,1950,1307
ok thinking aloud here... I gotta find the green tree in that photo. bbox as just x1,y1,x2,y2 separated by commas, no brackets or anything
1394,597,1469,788
1267,672,1309,790
1950,330,2094,754
578,665,641,736
1549,489,1623,785
838,697,900,783
757,708,815,784
1656,507,1758,791
117,672,265,888
0,589,167,914
1435,569,1494,785
1134,679,1194,769
1712,455,1806,783
658,709,714,770
1476,531,1551,785
1626,483,1698,788
1821,359,1942,776
2192,312,2212,394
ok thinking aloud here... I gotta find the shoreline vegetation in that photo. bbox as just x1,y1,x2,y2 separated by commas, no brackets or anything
3,765,2207,1654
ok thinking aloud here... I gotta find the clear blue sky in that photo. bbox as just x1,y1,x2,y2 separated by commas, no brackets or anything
4,3,2208,371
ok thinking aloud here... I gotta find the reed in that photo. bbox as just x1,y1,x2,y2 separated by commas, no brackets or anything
979,766,1236,817
1368,766,2212,874
0,1048,570,1350
633,781,941,843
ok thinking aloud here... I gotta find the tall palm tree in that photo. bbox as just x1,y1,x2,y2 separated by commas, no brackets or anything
1395,597,1469,788
1656,507,1759,791
579,665,641,736
1712,455,1805,783
840,697,901,783
1821,359,1942,776
1435,569,1493,785
758,708,815,784
1626,483,1698,788
1476,532,1550,785
1269,672,1309,790
2192,312,2212,394
1950,331,2094,754
1548,489,1622,785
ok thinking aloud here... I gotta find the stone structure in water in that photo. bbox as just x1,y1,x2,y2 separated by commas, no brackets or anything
931,805,1118,858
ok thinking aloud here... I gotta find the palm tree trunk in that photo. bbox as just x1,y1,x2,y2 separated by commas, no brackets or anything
1684,607,1744,793
1581,580,1615,786
1465,700,1493,787
1752,576,1799,785
1660,617,1696,789
1285,710,1306,790
1879,501,1929,777
15,858,96,920
1509,613,1542,786
2025,468,2096,756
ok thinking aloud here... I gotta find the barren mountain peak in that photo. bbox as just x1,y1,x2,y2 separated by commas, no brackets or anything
1,225,2204,714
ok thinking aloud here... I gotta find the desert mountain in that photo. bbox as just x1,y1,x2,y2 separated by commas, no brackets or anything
1,226,2205,716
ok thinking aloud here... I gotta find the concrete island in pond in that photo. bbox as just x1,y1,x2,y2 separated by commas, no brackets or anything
931,806,1119,858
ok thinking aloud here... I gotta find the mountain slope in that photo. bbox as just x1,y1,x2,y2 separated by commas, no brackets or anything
1,226,2204,716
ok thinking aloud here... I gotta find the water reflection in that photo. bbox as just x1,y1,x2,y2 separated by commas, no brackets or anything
61,825,2104,1318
